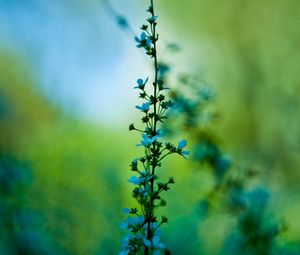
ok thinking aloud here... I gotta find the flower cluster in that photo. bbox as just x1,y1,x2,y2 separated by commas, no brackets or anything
120,1,188,255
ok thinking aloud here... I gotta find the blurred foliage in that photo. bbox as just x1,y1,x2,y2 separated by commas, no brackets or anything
161,71,282,255
159,0,300,187
0,53,134,254
158,1,300,252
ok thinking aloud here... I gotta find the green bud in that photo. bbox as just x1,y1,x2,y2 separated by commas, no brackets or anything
129,123,135,131
159,199,167,207
142,116,149,123
158,94,165,101
130,160,138,171
161,216,168,223
141,24,148,30
130,208,138,214
168,177,175,184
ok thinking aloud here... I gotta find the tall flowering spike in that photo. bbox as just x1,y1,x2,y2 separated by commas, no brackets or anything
120,1,187,254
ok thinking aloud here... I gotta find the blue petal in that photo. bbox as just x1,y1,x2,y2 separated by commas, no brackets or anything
152,235,165,249
127,216,145,225
137,134,151,147
178,139,187,149
122,208,131,214
150,132,163,143
181,150,190,155
146,38,151,47
119,220,128,229
142,102,151,110
143,239,151,247
128,176,142,185
135,102,150,112
181,150,190,160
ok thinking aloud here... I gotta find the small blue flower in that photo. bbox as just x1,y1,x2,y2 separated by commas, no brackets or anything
135,32,146,42
142,236,164,249
137,133,162,147
135,102,151,112
177,139,189,159
148,15,158,23
139,134,152,147
137,79,144,85
120,216,145,230
151,129,164,142
128,176,143,185
134,77,149,89
127,216,145,225
135,32,151,48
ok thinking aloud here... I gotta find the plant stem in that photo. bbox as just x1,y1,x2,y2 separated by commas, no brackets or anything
145,0,159,254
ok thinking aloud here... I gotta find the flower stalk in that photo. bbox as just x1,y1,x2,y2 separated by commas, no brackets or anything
120,1,188,254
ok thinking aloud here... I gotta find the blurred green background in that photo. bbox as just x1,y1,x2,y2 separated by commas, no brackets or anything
0,0,299,254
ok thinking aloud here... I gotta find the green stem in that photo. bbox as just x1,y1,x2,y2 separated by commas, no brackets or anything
145,0,159,254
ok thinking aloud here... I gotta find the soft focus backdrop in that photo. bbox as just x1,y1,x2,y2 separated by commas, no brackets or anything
0,0,299,254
